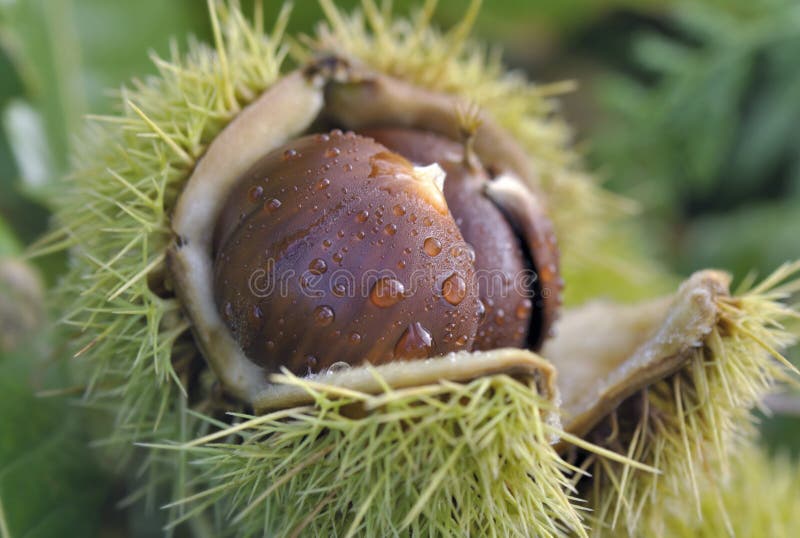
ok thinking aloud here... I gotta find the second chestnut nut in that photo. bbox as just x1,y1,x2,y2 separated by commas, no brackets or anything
213,128,559,376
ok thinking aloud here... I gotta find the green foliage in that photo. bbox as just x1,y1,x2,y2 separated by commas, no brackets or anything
0,350,109,538
591,0,800,275
0,216,20,256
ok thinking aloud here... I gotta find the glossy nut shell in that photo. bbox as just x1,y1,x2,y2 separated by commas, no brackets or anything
213,130,482,375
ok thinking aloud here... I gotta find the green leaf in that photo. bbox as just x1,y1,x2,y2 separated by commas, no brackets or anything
0,0,85,179
0,216,20,256
0,350,109,538
679,200,800,279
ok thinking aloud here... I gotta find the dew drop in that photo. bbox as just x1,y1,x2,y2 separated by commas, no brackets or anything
332,252,344,264
343,163,353,172
397,260,407,269
313,305,335,326
248,185,264,202
251,305,263,320
316,178,331,190
541,263,557,280
223,302,233,318
325,147,341,158
423,237,442,257
349,332,362,344
476,299,486,321
442,273,467,306
264,198,282,213
464,244,476,263
308,258,328,275
394,322,434,360
305,355,319,373
393,204,406,216
456,335,469,346
322,239,333,248
423,216,434,226
316,133,330,143
450,243,476,262
370,278,406,308
332,283,347,297
356,210,369,223
515,298,533,320
494,309,506,326
384,223,397,236
283,149,298,160
266,340,276,351
328,361,350,374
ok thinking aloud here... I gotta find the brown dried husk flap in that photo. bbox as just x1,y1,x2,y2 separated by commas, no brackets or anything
544,270,729,438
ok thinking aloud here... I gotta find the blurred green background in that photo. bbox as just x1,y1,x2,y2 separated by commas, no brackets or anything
1,0,798,536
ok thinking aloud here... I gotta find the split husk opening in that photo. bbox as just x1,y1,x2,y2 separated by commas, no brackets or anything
31,1,800,536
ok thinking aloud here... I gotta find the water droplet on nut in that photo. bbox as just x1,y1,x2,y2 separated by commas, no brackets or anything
516,298,532,320
313,305,335,326
394,322,433,360
423,237,442,257
328,361,350,374
442,273,467,306
308,258,328,275
264,198,282,213
248,185,263,202
370,278,405,308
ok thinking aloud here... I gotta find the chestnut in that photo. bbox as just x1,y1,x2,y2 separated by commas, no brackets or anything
364,127,561,350
212,130,482,375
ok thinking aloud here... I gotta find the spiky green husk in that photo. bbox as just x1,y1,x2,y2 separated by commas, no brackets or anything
34,0,633,461
656,445,800,537
586,263,800,536
33,0,800,535
34,1,290,454
33,0,629,532
155,373,585,538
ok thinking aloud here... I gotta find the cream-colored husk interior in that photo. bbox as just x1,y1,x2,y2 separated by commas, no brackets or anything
544,270,729,437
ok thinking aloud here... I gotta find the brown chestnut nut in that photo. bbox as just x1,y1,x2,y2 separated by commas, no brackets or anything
213,130,482,376
364,128,561,350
